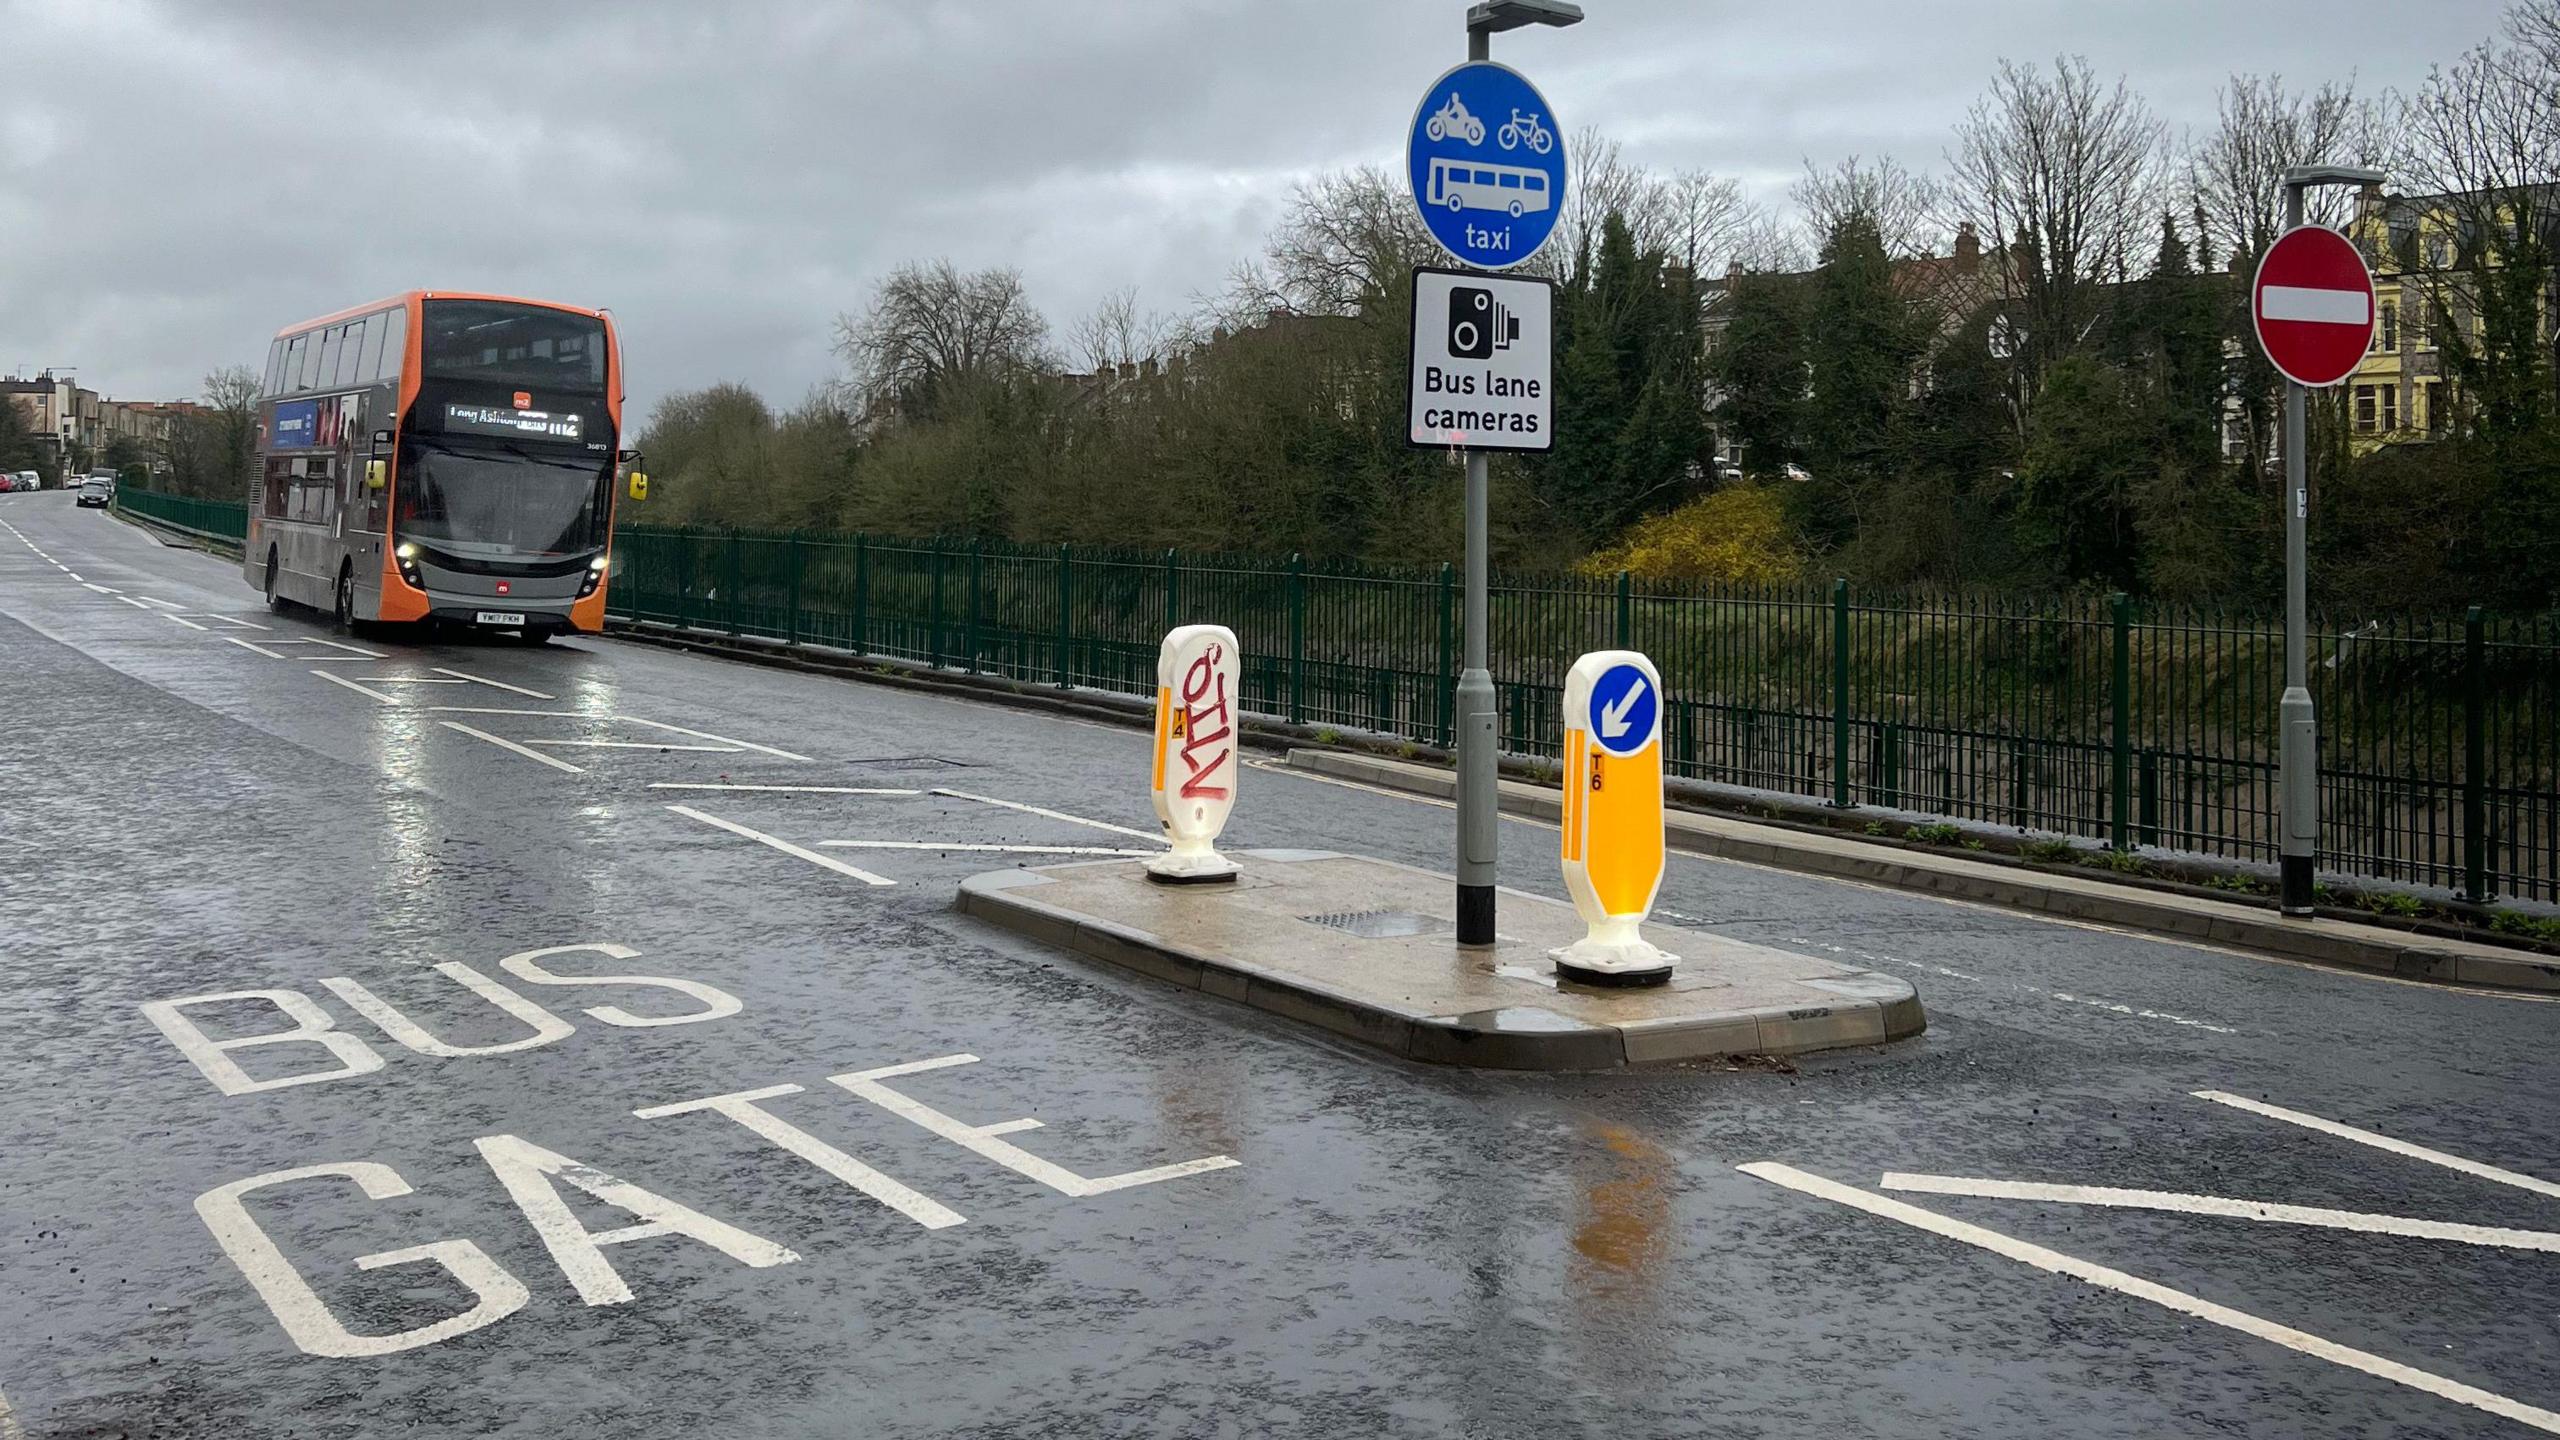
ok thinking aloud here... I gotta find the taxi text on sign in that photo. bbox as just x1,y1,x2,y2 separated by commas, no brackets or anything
1555,651,1677,978
1408,267,1555,453
2251,224,2378,390
1148,624,1242,881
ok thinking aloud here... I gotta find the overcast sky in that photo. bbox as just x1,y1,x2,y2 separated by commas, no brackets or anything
0,0,2514,424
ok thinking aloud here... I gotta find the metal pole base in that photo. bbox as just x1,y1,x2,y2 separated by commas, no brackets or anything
2280,856,2315,916
1456,883,1496,947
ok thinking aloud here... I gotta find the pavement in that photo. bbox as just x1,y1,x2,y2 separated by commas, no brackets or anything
3,486,2558,1439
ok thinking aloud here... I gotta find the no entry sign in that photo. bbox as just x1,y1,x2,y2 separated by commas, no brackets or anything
2253,225,2377,389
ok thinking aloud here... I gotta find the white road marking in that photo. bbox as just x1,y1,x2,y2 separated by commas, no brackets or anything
831,1054,1241,1195
116,595,156,610
222,636,289,659
427,706,581,717
1877,1172,2560,1252
525,739,742,752
820,840,1157,857
928,787,1163,844
362,676,469,686
311,670,400,704
0,1384,25,1440
664,804,894,886
1740,1162,2560,1436
160,612,209,631
441,721,588,774
431,666,553,699
197,613,270,630
1789,935,2238,1034
616,715,811,762
634,1085,966,1230
647,783,925,796
2193,1091,2560,1201
134,595,187,610
299,635,386,657
82,583,118,593
63,571,79,580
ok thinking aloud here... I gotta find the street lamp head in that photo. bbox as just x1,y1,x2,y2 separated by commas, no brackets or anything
1467,0,1584,34
2283,165,2386,191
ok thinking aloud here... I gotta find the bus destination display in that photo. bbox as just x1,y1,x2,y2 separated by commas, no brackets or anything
444,403,584,443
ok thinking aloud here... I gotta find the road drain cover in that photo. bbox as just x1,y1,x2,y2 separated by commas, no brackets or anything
1300,909,1448,940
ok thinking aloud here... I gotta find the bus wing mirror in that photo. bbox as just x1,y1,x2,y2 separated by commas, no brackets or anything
365,460,387,491
616,449,642,465
627,471,650,502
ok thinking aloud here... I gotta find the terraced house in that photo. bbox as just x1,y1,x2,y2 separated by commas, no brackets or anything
2344,182,2560,451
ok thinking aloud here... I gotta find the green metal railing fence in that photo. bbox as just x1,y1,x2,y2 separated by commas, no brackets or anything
103,489,2556,903
114,488,247,546
604,523,2560,903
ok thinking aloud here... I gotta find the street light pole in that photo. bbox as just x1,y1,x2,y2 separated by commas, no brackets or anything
2274,164,2384,916
1452,0,1580,946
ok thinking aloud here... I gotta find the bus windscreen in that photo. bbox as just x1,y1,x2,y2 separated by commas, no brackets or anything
421,300,607,392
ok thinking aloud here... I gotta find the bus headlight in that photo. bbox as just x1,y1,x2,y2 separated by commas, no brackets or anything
578,554,608,598
393,542,423,588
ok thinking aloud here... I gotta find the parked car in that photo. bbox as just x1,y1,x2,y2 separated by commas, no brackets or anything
12,471,35,491
76,475,114,508
0,475,16,493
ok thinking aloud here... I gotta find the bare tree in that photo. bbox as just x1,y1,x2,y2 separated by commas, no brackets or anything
1660,168,1757,275
1255,166,1437,317
1069,286,1171,375
834,260,1052,422
1557,129,1676,270
1947,56,2169,409
1793,154,1944,259
2190,74,2377,266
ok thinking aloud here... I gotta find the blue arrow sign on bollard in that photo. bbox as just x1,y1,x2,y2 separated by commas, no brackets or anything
1407,61,1568,271
1588,661,1657,758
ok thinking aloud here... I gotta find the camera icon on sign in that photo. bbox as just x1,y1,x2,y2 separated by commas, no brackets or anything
1447,286,1519,359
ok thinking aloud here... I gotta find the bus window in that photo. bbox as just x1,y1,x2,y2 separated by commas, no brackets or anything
284,334,311,393
360,313,389,381
376,308,409,384
1499,173,1520,188
332,321,362,387
317,327,343,391
1526,174,1546,193
263,339,286,398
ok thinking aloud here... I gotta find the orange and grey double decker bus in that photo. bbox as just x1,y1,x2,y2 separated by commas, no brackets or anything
245,291,644,640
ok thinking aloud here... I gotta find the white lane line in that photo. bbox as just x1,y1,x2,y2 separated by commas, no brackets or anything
0,1383,24,1440
441,721,587,774
311,670,400,705
199,614,270,630
617,715,811,763
1740,1162,2560,1436
647,783,925,796
2193,1091,2560,1201
430,666,553,699
427,707,580,717
82,583,118,593
524,739,741,752
299,635,386,657
363,676,469,686
116,595,155,610
820,840,1157,857
63,571,79,580
133,595,187,610
1789,935,2238,1034
222,636,289,659
159,613,209,631
1876,1173,2560,1253
927,787,1163,844
664,804,894,886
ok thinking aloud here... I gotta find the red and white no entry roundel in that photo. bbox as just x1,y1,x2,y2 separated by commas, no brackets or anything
2253,224,2378,389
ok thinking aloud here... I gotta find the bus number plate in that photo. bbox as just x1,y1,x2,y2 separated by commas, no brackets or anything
476,611,527,627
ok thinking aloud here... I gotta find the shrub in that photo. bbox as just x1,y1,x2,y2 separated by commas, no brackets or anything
1581,485,1802,584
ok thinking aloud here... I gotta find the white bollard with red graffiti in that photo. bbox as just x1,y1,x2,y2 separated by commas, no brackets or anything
1148,624,1242,883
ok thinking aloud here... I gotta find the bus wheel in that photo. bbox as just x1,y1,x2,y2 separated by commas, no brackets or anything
263,549,286,613
332,563,355,631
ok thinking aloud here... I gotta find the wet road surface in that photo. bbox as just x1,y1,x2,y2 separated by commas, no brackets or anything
3,490,2556,1438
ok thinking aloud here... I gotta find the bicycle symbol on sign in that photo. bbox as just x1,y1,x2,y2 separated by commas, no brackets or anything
1427,93,1486,146
1499,108,1554,155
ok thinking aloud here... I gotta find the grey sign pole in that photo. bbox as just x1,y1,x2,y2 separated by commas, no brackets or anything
1452,17,1498,945
2277,176,2315,915
2272,164,2384,916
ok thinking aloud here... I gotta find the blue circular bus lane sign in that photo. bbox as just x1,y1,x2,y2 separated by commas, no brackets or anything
1407,61,1567,270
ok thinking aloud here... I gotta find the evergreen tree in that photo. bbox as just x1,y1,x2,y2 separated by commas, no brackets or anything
1707,270,1807,483
1800,213,1921,550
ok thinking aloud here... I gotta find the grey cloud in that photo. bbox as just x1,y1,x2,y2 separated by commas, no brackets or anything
0,0,2508,421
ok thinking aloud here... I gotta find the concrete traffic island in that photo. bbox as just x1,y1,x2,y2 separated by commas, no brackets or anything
957,850,1925,1070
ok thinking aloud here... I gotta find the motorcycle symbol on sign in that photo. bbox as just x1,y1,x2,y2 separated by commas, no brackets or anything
1426,93,1486,146
1499,108,1554,155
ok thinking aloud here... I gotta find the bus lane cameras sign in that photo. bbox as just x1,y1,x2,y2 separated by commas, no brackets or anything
1408,267,1554,452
